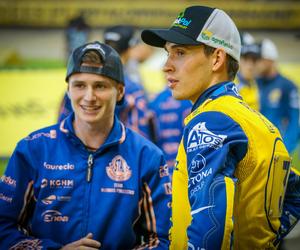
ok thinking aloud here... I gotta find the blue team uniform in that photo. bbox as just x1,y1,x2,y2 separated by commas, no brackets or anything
149,88,192,168
0,114,171,249
257,73,300,153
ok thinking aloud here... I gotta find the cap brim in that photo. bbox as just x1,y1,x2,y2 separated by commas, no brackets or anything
141,29,200,47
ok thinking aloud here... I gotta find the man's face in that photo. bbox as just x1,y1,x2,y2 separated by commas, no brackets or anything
240,54,258,81
163,42,213,103
256,58,273,77
68,72,124,126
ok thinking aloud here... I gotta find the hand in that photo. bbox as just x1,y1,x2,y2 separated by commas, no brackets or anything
61,233,101,250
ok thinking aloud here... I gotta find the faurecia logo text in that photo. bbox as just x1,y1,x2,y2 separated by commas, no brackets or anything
0,175,17,187
173,11,192,29
43,162,75,171
187,122,227,152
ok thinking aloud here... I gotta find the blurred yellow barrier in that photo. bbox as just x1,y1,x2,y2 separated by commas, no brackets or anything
0,63,299,157
0,69,66,157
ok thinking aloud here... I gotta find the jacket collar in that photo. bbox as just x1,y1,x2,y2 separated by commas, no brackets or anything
60,113,126,152
192,81,242,111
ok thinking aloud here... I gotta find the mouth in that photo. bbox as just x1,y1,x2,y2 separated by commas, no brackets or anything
80,105,101,113
167,77,178,89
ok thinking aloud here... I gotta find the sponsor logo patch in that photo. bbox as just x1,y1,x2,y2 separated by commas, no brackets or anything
187,122,227,152
42,210,69,223
0,175,16,187
0,192,13,203
188,154,206,174
43,162,75,171
41,194,71,205
106,155,132,182
40,178,74,189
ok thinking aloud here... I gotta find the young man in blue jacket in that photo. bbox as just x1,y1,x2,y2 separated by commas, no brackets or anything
257,38,300,153
0,41,171,249
142,5,300,249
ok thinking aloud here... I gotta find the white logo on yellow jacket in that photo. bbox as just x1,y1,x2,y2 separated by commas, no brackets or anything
187,122,227,152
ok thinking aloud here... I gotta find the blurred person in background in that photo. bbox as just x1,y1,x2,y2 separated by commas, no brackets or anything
235,32,261,110
58,13,91,121
257,38,300,153
65,13,90,59
149,88,192,170
0,41,171,249
142,5,300,249
104,25,153,139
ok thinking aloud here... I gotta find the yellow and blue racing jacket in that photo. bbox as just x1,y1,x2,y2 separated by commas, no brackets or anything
0,114,171,249
170,81,300,250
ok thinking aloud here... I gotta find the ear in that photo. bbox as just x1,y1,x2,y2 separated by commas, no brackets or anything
212,48,227,72
117,84,125,102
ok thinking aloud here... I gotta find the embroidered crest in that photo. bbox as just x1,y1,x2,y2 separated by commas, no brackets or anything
106,155,132,182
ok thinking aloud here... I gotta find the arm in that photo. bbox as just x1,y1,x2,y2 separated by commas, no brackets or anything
274,167,300,245
0,142,63,250
183,111,247,249
134,150,171,249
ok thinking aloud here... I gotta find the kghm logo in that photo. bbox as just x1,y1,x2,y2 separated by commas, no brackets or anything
201,30,212,41
173,11,192,29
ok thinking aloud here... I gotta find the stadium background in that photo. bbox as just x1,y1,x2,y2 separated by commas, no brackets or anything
0,0,300,248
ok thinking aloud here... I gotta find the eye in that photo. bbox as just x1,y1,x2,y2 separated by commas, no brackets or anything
95,83,107,89
176,49,185,56
73,82,85,89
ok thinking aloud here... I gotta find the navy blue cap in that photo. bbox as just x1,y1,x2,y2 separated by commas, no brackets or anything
66,41,124,85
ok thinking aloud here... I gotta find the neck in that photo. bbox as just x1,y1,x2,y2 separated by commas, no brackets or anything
73,118,114,150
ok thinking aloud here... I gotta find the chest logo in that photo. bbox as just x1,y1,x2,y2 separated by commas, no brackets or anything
187,122,227,152
106,155,132,182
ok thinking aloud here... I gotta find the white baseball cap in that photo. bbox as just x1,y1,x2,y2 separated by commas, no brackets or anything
260,38,278,61
141,6,241,62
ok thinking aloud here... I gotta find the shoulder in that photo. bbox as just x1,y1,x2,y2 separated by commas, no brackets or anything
19,124,60,147
125,127,163,155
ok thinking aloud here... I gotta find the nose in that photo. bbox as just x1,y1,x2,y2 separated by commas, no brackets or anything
163,56,175,73
84,86,96,102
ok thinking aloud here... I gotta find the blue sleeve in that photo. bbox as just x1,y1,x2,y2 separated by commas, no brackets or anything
136,147,171,249
183,111,248,249
282,86,299,153
274,168,300,245
0,141,63,250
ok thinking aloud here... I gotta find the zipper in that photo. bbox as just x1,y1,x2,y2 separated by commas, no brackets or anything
86,154,94,182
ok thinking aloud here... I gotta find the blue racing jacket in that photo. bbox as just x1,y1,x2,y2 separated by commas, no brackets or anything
149,87,192,168
0,114,171,249
257,73,300,153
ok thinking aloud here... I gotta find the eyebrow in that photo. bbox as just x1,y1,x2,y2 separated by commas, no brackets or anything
164,43,192,52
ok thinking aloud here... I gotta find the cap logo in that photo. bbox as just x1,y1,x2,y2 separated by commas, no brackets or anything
83,44,106,55
200,30,233,50
173,11,192,29
201,30,213,41
104,32,121,42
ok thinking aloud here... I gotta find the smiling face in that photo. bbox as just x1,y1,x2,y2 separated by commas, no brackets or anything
68,72,124,128
163,42,215,103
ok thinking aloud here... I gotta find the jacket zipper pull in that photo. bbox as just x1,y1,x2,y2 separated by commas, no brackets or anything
86,154,94,182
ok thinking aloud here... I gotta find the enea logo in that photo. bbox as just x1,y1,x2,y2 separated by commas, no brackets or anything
173,11,192,29
187,122,227,152
106,155,132,182
42,210,69,223
201,30,213,41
